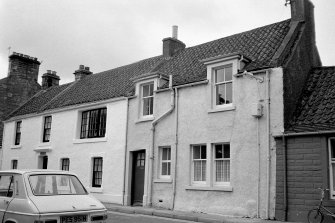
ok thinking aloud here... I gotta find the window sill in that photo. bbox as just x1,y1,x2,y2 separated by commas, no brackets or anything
73,137,107,144
11,145,22,149
136,116,154,123
154,178,172,184
89,187,103,193
185,185,233,192
208,104,236,113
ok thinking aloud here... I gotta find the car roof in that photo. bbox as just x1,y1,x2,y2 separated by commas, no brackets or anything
0,169,76,175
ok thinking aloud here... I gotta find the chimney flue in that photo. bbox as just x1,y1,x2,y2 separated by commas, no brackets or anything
172,25,178,39
74,65,92,81
42,70,60,89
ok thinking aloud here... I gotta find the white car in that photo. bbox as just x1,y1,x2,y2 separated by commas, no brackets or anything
0,169,107,223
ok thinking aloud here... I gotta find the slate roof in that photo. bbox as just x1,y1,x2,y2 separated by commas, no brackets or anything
7,19,292,119
288,67,335,133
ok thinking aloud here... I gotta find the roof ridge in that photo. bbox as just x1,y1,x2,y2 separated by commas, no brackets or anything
184,19,291,51
93,55,163,77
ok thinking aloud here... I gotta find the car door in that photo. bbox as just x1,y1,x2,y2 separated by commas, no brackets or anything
0,174,14,222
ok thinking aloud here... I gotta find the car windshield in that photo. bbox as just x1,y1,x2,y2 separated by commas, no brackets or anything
28,174,87,196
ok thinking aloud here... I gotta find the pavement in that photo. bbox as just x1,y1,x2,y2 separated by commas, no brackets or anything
103,203,293,223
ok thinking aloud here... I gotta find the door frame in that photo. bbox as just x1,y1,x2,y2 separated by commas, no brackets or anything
130,150,146,206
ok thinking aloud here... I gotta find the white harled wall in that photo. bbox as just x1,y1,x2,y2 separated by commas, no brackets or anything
1,99,128,204
126,67,284,218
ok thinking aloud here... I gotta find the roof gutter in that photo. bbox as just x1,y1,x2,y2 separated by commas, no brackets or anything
273,130,335,138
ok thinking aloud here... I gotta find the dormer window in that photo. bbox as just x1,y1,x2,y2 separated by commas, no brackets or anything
202,53,250,112
214,65,233,106
141,82,154,116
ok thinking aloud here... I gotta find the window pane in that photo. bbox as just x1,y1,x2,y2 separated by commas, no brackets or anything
225,66,233,81
193,158,206,181
216,84,226,105
193,146,200,159
224,144,230,158
162,163,168,175
201,146,206,159
226,82,233,104
215,69,225,83
162,148,168,160
331,139,335,159
215,145,223,159
143,98,153,116
149,83,154,96
143,84,150,97
216,160,230,182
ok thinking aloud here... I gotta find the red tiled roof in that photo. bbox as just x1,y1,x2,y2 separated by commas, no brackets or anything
288,67,335,133
7,19,292,119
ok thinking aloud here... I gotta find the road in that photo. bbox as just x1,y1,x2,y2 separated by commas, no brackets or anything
107,211,194,223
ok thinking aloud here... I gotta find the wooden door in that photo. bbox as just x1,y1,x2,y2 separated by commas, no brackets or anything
131,150,145,206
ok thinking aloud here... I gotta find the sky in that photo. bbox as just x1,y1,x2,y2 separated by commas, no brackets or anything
0,0,334,84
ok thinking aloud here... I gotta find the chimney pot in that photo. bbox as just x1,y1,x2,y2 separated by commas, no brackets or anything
85,66,90,71
79,65,85,70
47,70,52,74
172,25,178,39
52,71,57,75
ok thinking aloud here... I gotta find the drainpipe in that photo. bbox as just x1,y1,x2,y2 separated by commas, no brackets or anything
282,134,288,221
171,87,179,210
122,98,130,206
256,115,261,218
265,70,271,219
148,75,175,206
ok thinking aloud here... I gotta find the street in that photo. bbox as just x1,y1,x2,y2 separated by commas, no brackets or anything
107,211,194,223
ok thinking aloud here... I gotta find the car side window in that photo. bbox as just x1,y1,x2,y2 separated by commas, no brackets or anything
0,175,14,197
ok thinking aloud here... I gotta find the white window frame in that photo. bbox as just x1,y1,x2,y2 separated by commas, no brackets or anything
91,157,103,188
11,159,18,169
14,121,22,146
213,65,233,107
159,147,171,179
329,138,335,198
213,143,231,186
141,82,154,117
204,56,239,112
191,145,207,185
60,158,70,171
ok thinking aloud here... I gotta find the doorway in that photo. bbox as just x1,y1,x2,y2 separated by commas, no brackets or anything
38,155,48,169
131,150,145,206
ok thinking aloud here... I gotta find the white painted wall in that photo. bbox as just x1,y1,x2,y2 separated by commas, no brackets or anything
1,99,128,204
126,67,284,218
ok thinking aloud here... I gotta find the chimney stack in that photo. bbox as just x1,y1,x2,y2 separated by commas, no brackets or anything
42,70,60,89
162,26,186,57
74,65,92,81
290,0,320,66
8,52,41,82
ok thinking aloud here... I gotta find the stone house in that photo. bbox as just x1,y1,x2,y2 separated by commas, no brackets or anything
1,0,321,219
275,67,335,222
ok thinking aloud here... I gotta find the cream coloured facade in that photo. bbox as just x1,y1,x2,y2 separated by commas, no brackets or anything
1,98,128,204
124,58,285,218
